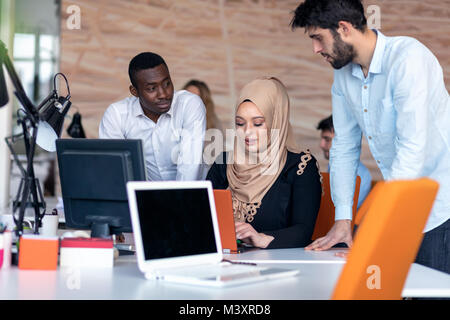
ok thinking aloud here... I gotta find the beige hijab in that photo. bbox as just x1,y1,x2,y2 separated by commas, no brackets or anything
227,77,301,222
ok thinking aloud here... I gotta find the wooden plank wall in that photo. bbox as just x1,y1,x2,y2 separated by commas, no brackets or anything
60,0,450,180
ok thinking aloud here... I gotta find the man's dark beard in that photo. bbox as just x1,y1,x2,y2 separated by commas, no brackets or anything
329,32,356,69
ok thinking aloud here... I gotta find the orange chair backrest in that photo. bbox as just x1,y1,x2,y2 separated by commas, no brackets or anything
311,172,361,240
354,181,385,226
332,178,439,300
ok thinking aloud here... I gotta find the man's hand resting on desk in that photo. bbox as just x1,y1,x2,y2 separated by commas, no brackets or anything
235,222,274,248
305,220,353,251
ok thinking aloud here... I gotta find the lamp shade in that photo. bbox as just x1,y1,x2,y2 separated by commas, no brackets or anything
36,96,72,152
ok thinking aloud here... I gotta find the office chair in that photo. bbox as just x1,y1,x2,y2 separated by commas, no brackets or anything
332,178,439,300
354,181,385,228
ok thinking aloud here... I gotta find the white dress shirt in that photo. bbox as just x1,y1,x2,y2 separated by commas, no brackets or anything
99,90,206,181
330,30,450,232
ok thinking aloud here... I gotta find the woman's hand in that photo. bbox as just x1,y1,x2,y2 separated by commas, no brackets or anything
235,222,274,248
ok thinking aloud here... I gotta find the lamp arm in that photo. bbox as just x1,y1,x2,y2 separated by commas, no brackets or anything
5,133,26,177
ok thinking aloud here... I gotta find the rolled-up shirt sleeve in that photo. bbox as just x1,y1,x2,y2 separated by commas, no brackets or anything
330,82,362,221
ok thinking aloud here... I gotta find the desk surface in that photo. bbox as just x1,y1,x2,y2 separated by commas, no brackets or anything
227,247,348,264
226,248,450,299
1,248,449,300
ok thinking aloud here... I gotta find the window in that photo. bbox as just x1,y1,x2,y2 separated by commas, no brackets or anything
13,32,58,105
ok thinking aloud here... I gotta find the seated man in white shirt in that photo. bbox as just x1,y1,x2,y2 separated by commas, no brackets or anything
99,52,206,181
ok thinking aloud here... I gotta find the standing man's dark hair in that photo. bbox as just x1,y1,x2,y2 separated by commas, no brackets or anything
289,0,373,70
128,52,167,88
290,0,367,33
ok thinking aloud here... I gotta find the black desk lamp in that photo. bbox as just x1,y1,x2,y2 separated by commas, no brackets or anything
1,40,72,236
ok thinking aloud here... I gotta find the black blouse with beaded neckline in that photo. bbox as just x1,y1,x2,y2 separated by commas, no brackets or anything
206,151,322,249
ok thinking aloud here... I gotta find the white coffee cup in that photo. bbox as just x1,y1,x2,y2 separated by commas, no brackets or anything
39,214,59,237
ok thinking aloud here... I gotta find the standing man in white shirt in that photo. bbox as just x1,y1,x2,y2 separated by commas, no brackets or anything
99,52,206,181
291,0,450,274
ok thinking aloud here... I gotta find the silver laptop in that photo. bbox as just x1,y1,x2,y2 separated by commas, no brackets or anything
126,180,299,287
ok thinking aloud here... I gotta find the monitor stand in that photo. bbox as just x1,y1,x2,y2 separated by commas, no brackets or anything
86,216,121,238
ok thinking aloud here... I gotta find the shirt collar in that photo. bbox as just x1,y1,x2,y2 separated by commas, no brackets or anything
166,98,175,117
368,29,385,75
351,29,386,79
132,97,144,118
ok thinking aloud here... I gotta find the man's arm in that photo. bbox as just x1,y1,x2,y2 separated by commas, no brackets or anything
306,81,361,250
175,95,206,181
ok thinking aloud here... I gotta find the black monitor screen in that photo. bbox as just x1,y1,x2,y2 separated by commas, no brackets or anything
135,188,218,260
56,139,146,237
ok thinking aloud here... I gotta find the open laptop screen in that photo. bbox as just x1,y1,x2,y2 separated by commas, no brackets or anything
135,188,217,260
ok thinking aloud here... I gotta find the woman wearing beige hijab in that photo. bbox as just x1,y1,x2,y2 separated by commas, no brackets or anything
207,77,322,249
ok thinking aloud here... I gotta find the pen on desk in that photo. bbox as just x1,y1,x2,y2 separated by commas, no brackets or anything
222,258,257,266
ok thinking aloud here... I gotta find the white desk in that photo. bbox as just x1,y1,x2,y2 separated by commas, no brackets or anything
1,249,449,300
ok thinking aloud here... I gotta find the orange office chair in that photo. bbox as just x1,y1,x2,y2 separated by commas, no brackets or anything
311,173,361,240
354,181,385,227
332,178,439,300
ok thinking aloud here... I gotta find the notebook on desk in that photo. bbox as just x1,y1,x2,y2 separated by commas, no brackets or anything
126,180,299,287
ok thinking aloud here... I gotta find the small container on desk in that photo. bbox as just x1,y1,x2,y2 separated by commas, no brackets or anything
60,237,114,268
0,229,12,269
18,235,59,270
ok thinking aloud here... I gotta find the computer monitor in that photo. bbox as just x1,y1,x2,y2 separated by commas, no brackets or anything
56,139,147,238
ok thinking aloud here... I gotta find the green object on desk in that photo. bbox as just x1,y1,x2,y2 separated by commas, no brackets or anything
237,239,242,244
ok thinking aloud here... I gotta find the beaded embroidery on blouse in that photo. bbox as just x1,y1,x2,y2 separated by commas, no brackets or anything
232,150,318,223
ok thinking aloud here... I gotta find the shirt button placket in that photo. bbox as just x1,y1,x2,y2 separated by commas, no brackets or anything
362,82,370,131
362,81,375,164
